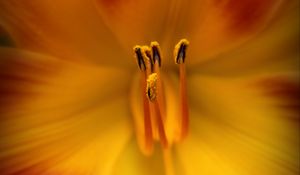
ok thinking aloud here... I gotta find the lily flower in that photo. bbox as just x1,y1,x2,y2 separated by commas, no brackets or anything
0,0,299,175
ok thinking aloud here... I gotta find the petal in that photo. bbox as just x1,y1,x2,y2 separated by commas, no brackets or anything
94,0,181,57
177,73,299,175
0,48,133,174
0,0,130,66
186,0,297,64
41,98,132,175
189,2,299,76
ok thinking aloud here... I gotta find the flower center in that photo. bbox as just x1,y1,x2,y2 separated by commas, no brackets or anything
131,39,189,156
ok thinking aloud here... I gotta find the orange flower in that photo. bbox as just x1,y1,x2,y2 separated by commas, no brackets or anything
0,1,299,175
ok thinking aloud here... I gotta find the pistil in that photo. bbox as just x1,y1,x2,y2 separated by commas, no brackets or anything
146,73,168,148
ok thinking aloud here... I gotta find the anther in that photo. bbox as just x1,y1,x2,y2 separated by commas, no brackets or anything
133,45,146,71
150,41,162,67
174,39,189,64
174,39,190,141
141,46,154,72
143,46,152,61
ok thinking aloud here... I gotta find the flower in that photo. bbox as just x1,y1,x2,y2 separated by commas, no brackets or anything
0,0,299,175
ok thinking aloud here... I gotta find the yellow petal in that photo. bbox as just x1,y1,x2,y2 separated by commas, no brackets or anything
0,1,130,66
177,73,299,175
0,48,133,174
186,0,297,64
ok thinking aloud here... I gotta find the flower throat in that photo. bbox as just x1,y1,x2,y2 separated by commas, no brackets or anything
133,39,189,156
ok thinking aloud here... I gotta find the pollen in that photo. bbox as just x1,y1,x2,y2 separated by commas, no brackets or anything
146,73,158,102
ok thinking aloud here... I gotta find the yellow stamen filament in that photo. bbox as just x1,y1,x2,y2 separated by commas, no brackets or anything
147,73,168,148
142,46,159,141
174,39,190,141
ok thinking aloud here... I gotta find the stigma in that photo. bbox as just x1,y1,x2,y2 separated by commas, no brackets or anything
133,39,189,155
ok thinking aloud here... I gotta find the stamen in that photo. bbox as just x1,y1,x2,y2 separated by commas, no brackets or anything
141,46,160,144
141,75,154,153
174,39,189,64
133,45,153,154
147,73,168,148
150,42,166,118
133,40,190,155
174,39,190,141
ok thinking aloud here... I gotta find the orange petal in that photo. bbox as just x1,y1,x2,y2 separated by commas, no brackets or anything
0,1,130,66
